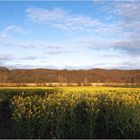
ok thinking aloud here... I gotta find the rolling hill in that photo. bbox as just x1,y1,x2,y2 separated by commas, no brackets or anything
0,67,140,85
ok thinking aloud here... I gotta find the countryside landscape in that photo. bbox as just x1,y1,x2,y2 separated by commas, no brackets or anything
0,1,140,139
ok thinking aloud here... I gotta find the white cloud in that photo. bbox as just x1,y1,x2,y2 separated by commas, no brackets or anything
5,25,27,34
7,64,58,70
113,38,140,55
75,37,118,49
0,32,7,43
20,56,38,60
76,35,140,56
0,32,77,55
6,40,66,50
115,2,140,21
45,49,76,55
110,2,140,56
73,1,140,57
113,2,140,34
0,53,13,65
26,7,101,32
0,25,30,46
26,8,66,23
27,7,139,38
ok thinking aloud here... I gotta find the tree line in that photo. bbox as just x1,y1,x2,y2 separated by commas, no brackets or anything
0,67,140,85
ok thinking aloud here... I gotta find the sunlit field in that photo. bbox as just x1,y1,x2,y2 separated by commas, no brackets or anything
0,86,140,139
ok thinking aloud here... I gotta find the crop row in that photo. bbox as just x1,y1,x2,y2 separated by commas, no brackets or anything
9,88,140,138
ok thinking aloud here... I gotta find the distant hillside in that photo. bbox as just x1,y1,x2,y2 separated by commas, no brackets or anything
0,67,140,85
0,67,9,72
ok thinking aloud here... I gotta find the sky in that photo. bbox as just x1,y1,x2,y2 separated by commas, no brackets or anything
0,0,140,70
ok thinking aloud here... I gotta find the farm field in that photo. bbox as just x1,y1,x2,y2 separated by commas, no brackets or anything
0,86,140,139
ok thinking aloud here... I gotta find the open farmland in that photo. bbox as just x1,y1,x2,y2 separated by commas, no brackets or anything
1,1,140,139
0,86,140,139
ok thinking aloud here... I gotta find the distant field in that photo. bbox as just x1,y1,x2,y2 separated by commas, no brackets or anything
0,82,139,87
0,86,140,139
0,84,140,89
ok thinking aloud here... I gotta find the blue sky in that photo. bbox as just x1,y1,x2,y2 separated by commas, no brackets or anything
0,1,140,69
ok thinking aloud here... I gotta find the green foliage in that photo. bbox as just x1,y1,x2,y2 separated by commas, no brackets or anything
8,87,140,139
